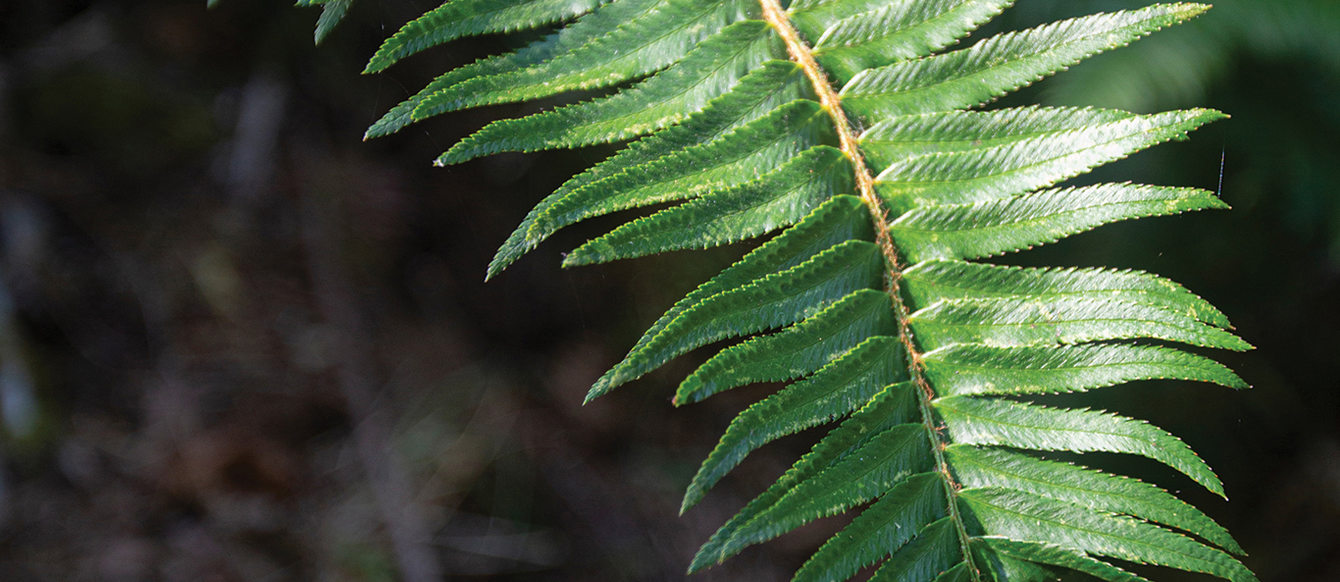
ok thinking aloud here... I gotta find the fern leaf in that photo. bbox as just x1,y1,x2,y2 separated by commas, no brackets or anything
948,446,1243,553
786,0,901,36
343,0,1254,578
682,338,905,510
960,489,1257,581
840,5,1209,119
903,260,1233,329
973,538,1151,582
909,295,1250,350
563,145,852,265
811,0,1015,82
867,517,960,582
921,343,1247,397
935,395,1224,496
413,0,758,117
312,0,353,44
793,472,944,582
437,19,780,163
367,0,668,138
487,61,813,277
696,422,930,568
860,106,1129,164
870,109,1226,210
676,287,895,402
889,183,1228,262
690,382,919,571
585,195,873,400
671,241,885,403
363,0,608,73
500,96,833,247
291,0,355,45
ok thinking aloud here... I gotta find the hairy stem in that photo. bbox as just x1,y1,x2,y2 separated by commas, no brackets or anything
756,1,978,577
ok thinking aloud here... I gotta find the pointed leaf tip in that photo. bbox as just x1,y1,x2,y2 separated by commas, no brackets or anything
1179,2,1213,17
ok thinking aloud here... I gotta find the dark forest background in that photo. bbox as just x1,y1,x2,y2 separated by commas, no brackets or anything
0,0,1337,580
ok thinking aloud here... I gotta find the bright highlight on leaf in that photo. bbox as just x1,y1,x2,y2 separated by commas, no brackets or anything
339,0,1255,579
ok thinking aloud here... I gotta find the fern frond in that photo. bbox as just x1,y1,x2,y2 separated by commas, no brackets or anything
563,144,853,264
889,183,1228,260
417,0,759,117
908,294,1249,350
366,0,670,138
903,260,1234,328
291,0,355,44
869,109,1226,210
586,194,874,400
948,447,1242,553
921,343,1246,397
363,0,608,73
807,0,1015,82
794,471,945,581
677,287,895,401
353,0,1255,579
870,517,960,581
961,489,1254,580
690,384,923,569
972,538,1150,582
437,19,780,163
488,61,814,276
683,335,904,508
934,396,1223,496
839,5,1210,119
526,96,830,226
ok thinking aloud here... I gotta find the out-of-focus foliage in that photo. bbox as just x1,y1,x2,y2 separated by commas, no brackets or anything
210,0,357,44
1007,0,1340,260
1009,0,1340,109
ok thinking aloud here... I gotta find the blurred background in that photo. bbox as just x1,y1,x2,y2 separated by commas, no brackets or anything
0,0,1336,580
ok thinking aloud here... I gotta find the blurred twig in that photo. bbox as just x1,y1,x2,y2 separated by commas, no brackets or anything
299,169,443,582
